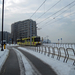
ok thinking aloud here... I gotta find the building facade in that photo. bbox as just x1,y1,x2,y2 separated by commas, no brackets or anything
11,19,37,43
0,31,11,44
11,21,20,43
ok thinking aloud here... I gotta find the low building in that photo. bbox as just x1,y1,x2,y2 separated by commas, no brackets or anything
0,31,11,44
43,39,51,43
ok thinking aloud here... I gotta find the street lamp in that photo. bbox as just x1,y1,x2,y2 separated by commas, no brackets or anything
1,0,4,51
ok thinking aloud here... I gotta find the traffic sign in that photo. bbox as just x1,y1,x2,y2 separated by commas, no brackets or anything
58,39,59,41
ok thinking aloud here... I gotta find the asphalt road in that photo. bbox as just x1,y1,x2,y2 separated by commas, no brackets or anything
16,47,57,75
0,46,57,75
0,47,20,75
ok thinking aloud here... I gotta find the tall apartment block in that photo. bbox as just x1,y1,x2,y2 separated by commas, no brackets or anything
11,19,37,43
11,21,20,43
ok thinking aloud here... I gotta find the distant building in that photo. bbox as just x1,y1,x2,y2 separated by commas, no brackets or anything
11,19,37,43
0,31,11,44
43,39,51,43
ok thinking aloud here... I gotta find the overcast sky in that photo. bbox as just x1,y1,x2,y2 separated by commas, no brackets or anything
0,0,75,43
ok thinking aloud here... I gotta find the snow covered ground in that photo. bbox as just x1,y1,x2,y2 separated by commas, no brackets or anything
0,44,75,75
0,47,9,72
18,47,75,75
13,48,41,75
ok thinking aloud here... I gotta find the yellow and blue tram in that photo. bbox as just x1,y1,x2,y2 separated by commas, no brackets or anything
17,36,41,46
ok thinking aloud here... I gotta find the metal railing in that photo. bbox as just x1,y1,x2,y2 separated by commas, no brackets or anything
28,43,75,66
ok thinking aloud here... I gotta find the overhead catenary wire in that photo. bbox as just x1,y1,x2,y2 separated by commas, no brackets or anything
40,11,75,29
36,0,61,21
37,0,75,25
37,3,75,29
30,0,46,19
45,3,75,25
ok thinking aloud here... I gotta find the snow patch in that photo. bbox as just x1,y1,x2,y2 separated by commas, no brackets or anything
18,47,75,75
13,48,41,75
13,48,25,75
0,48,9,72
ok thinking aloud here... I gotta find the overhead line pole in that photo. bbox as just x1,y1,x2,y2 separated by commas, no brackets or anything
1,0,4,51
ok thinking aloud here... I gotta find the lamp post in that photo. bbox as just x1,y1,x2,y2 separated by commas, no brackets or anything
1,0,4,51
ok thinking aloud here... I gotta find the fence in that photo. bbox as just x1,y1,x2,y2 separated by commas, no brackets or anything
29,43,75,66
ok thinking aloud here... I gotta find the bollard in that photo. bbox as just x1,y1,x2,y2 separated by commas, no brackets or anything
4,44,6,49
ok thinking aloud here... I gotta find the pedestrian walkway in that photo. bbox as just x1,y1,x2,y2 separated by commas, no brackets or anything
0,47,20,75
16,47,57,75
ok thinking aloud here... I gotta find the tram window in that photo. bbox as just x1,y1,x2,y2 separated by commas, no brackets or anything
17,40,19,42
29,39,30,41
20,40,21,42
26,39,28,42
34,37,40,42
27,39,30,42
22,40,25,43
32,38,33,41
17,40,21,42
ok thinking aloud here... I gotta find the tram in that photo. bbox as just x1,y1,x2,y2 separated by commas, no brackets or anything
17,36,41,46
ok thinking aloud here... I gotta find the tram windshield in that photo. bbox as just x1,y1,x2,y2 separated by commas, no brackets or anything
34,37,40,42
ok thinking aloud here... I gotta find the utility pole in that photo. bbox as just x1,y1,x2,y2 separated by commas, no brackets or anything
30,20,32,46
1,0,4,51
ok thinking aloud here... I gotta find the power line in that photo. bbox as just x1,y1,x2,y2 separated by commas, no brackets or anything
30,0,46,19
41,11,75,29
37,0,75,25
36,0,61,21
45,3,75,25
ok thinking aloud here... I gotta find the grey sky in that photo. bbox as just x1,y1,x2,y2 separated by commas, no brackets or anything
0,0,75,43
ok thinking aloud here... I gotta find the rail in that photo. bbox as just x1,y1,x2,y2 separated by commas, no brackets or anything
29,44,75,66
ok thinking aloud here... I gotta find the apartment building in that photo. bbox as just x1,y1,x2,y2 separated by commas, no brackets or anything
11,19,37,43
11,21,20,43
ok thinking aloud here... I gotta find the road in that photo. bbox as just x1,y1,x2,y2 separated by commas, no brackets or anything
0,46,57,75
15,46,57,75
0,47,20,75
